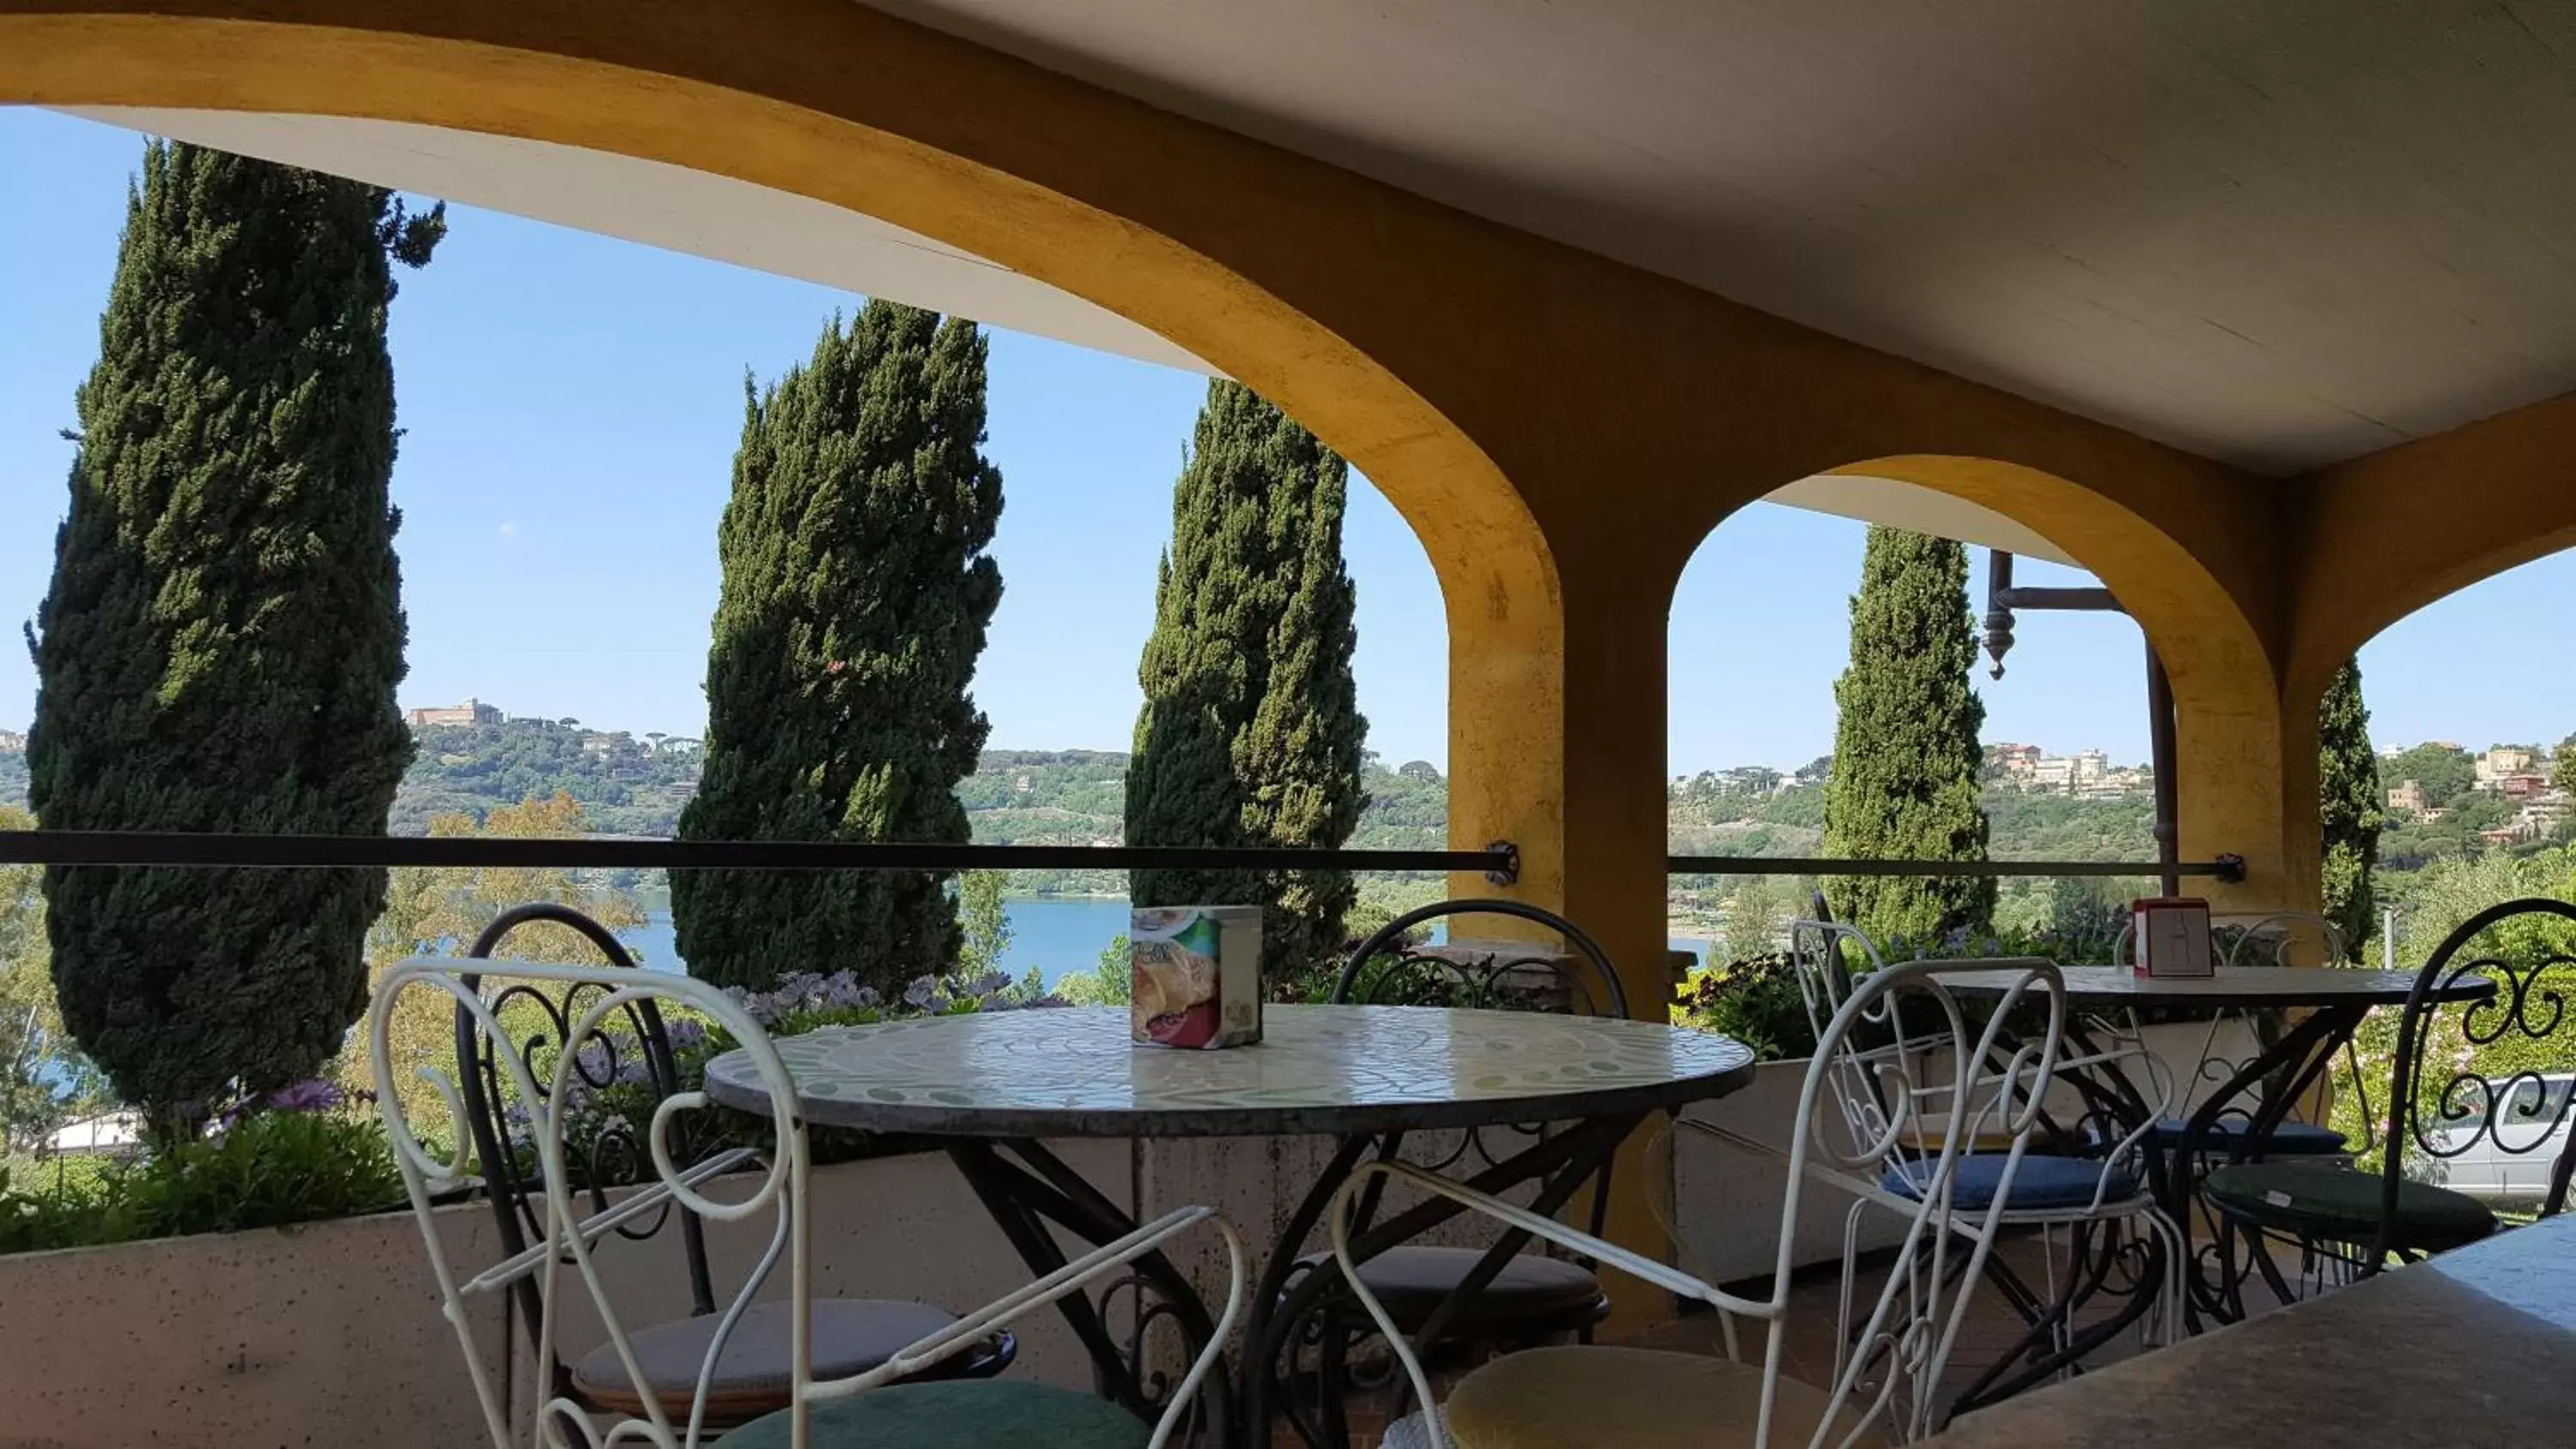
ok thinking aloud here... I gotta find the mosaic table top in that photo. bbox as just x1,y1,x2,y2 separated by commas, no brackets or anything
703,1004,1759,1137
1931,963,2491,1009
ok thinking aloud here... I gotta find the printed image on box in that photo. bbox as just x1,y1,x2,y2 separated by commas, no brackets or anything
1131,906,1264,1049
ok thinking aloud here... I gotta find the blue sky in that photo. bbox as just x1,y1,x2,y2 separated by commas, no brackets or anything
4,108,2572,774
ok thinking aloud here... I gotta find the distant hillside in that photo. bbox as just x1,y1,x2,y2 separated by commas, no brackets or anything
391,720,702,836
5,723,2163,891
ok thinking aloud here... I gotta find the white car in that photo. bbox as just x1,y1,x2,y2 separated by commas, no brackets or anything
2427,1073,2576,1204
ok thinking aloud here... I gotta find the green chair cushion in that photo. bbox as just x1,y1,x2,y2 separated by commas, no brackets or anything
721,1379,1150,1449
2202,1161,2498,1252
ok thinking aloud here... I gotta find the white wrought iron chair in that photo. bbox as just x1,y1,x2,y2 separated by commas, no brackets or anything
371,957,1242,1449
1340,957,2068,1448
1785,921,2186,1408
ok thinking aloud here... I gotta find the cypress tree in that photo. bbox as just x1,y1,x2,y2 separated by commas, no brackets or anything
1126,381,1368,979
28,141,439,1131
673,302,1003,995
2318,658,2382,963
1821,526,1995,944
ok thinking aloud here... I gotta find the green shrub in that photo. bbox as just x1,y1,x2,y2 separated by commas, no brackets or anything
0,1102,403,1256
1673,953,1816,1061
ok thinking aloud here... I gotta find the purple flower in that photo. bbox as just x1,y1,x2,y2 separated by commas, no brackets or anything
267,1079,346,1114
666,1018,709,1053
903,976,941,1010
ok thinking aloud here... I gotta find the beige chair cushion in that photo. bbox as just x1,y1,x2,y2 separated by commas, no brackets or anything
573,1296,963,1423
1442,1346,1890,1449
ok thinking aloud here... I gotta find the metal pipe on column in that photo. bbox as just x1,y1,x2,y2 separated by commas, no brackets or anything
1984,548,2185,899
2146,641,2181,899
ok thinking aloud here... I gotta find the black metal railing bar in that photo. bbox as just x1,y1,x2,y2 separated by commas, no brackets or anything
0,830,1522,882
0,830,2244,885
1668,853,2245,882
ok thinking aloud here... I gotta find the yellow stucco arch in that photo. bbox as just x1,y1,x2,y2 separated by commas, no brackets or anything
2289,391,2576,712
0,0,1585,907
1687,455,2300,909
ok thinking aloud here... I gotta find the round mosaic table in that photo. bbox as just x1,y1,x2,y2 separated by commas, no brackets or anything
705,1005,1756,1448
702,1003,1758,1137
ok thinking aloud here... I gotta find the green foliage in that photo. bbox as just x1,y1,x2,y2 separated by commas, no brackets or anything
0,806,108,1155
28,142,438,1133
2319,660,2384,963
2385,742,2476,809
675,302,1004,994
1054,933,1135,1007
1820,528,1995,942
1672,953,1814,1061
0,752,25,810
1981,791,2154,861
1127,381,1368,979
957,870,1012,979
391,720,702,836
347,794,646,1137
0,1106,403,1256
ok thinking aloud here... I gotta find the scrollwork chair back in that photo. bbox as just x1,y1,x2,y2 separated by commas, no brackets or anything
2379,896,2576,1264
374,956,810,1448
377,956,1245,1449
1341,959,2068,1447
450,905,722,1359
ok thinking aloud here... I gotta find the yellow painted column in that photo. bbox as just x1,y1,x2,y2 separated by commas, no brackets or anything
1441,505,1687,1330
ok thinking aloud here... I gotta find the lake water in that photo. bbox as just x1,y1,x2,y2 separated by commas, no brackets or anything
622,900,1717,985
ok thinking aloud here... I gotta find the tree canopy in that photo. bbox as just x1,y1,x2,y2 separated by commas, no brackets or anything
28,142,437,1131
1820,527,1994,943
2318,659,2384,961
673,302,1004,993
1127,381,1368,979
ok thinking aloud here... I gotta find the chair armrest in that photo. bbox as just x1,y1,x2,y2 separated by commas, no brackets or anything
1330,1159,1765,1319
815,1204,1244,1449
459,1147,762,1298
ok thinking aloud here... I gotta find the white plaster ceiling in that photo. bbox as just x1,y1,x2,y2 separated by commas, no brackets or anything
860,0,2576,476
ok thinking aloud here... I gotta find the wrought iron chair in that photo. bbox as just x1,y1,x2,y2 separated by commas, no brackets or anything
1332,900,1627,1324
2120,909,2360,1160
446,904,1011,1431
375,954,1243,1449
1355,958,2069,1448
1268,900,1626,1446
2202,897,2576,1294
1787,920,2185,1408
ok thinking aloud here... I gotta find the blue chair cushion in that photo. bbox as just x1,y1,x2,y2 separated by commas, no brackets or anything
1882,1155,2140,1212
2149,1118,2348,1155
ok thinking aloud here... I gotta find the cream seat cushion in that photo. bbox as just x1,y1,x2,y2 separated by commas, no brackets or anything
1440,1346,1889,1449
574,1297,963,1423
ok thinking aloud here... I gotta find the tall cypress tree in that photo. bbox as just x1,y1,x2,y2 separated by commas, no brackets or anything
673,302,1003,994
28,142,439,1131
1821,527,1995,943
1127,381,1368,979
2318,658,2382,963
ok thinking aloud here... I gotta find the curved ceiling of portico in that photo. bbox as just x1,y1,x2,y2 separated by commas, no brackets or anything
863,0,2576,476
67,109,2076,561
65,107,1218,379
